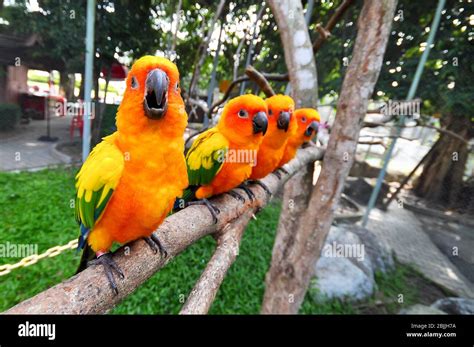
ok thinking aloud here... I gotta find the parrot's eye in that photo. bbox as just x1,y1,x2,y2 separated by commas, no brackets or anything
268,109,273,116
301,117,307,123
131,76,139,90
238,109,249,119
175,82,179,92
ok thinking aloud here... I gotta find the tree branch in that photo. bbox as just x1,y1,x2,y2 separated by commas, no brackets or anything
207,70,288,118
208,76,249,116
358,140,387,147
179,210,254,314
187,0,227,101
4,146,325,314
245,65,276,97
312,0,356,53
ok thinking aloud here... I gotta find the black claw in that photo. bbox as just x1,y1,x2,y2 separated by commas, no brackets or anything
151,233,168,257
88,253,124,295
272,171,282,179
186,199,220,224
237,184,255,201
250,180,272,197
227,190,246,202
144,234,168,258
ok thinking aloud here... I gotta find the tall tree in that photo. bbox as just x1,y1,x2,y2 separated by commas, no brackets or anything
262,0,398,314
374,0,474,207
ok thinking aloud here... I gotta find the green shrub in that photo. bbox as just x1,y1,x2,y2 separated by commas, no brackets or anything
0,103,21,131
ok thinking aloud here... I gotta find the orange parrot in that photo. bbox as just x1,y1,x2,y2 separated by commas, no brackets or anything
75,56,188,293
178,94,268,221
278,108,320,167
248,94,296,192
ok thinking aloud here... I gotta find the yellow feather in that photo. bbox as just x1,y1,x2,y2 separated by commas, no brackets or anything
186,128,229,171
75,133,124,227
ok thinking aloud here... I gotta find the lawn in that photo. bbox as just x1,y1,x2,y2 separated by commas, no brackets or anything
0,167,439,314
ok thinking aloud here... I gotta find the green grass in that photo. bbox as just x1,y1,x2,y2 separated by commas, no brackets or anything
0,168,79,311
0,167,438,314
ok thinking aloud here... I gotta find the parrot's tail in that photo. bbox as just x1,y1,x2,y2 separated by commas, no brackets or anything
75,224,95,274
76,244,95,274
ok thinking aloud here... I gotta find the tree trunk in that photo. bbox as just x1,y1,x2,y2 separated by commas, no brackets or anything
262,0,397,314
59,71,75,101
267,0,318,107
414,114,472,207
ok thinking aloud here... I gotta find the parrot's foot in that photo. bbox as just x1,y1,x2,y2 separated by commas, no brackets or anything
249,180,272,198
143,234,168,258
272,171,282,179
226,190,246,202
88,253,124,295
186,199,220,224
237,184,256,201
272,167,289,179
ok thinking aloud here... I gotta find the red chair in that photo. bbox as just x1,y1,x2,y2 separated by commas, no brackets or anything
70,114,84,139
69,100,86,139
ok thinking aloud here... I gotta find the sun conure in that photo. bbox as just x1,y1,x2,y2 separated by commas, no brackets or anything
249,94,296,182
179,94,268,222
278,108,320,167
74,56,188,293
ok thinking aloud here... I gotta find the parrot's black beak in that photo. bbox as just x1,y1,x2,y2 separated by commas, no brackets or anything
252,111,268,135
304,121,319,137
277,111,290,132
144,68,169,119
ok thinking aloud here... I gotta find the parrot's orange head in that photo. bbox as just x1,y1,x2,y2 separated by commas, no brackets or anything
117,55,187,137
295,108,321,142
265,94,296,135
217,94,268,146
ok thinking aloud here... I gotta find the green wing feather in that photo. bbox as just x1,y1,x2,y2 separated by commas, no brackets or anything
186,128,229,186
75,134,124,229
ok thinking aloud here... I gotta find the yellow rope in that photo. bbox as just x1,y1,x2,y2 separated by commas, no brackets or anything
0,239,78,276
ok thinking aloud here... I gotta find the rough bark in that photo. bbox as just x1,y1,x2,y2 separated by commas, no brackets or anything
180,210,254,314
262,0,398,314
4,147,324,314
267,0,318,107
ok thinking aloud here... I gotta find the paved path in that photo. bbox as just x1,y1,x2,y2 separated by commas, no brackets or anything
418,215,474,284
367,206,474,298
0,116,74,171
